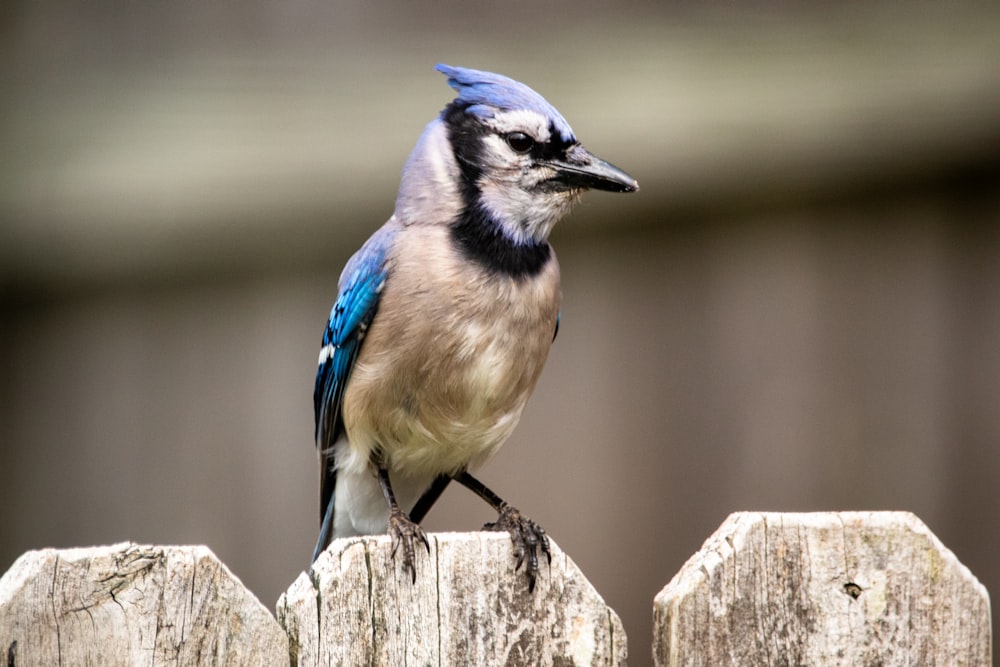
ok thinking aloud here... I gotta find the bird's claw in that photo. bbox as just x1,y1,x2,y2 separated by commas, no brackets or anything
484,503,551,592
388,508,430,583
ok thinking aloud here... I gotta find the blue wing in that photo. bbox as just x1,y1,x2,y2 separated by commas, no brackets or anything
313,226,395,559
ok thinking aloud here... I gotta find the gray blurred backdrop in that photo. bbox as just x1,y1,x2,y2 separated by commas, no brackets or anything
2,3,998,664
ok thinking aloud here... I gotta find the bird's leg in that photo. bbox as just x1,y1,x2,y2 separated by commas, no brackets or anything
377,467,429,583
408,473,452,524
454,471,551,592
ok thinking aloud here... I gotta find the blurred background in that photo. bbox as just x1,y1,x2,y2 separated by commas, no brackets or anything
2,2,998,663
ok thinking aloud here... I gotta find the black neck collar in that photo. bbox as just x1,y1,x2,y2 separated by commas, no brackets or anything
442,102,552,279
450,205,551,279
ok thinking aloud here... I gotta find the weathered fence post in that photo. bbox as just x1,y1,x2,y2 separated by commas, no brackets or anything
277,531,627,666
1,534,623,666
0,543,288,666
653,512,992,666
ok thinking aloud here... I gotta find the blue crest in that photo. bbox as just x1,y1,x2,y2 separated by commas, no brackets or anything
436,64,576,143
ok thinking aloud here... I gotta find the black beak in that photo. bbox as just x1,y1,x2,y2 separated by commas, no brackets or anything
542,144,639,193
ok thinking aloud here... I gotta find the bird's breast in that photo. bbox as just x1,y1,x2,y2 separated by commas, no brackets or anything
340,225,561,477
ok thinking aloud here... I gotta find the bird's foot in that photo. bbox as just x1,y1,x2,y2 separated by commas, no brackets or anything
483,503,551,592
388,508,430,584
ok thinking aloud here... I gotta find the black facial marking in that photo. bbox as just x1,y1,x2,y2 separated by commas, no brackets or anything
451,204,552,279
441,102,553,279
537,121,576,161
442,103,486,186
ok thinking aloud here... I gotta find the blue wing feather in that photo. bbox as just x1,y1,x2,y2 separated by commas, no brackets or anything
313,226,395,536
314,268,387,447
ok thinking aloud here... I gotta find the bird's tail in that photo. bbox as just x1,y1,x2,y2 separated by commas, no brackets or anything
312,493,336,563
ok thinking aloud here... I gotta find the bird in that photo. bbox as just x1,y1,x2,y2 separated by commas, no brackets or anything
312,64,638,590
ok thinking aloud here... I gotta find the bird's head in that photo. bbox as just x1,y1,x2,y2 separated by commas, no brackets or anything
432,64,638,245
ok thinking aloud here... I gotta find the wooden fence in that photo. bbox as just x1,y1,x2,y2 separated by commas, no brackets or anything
0,512,990,666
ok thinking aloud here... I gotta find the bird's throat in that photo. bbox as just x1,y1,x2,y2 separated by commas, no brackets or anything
450,205,552,279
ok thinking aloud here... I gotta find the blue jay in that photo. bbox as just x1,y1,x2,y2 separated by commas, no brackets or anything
312,64,637,590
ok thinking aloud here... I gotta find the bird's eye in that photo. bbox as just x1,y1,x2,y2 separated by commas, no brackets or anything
505,132,535,153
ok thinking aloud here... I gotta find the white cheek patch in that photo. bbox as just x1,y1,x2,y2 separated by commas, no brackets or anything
477,180,534,244
480,134,521,168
